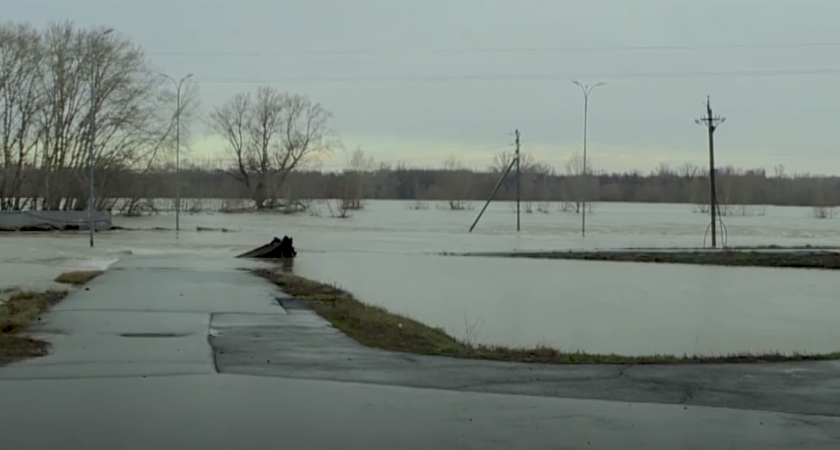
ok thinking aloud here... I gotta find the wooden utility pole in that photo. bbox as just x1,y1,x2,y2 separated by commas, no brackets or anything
695,96,725,248
468,130,521,233
515,129,521,232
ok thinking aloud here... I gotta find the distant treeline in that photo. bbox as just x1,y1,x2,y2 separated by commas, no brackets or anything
156,162,838,206
8,161,835,212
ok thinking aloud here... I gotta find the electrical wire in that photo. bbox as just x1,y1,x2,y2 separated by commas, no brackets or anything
148,42,840,57
192,68,840,85
150,42,840,84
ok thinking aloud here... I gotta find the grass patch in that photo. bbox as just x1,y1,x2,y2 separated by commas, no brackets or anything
253,268,840,365
0,289,68,366
54,270,103,286
0,269,102,366
445,250,840,270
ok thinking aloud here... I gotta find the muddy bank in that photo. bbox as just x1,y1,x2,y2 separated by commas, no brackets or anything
449,249,840,270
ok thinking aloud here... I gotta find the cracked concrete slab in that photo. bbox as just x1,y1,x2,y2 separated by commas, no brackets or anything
0,310,215,380
0,254,288,379
56,269,284,314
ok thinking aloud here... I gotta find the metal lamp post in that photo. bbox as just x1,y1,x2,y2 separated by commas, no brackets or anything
572,80,605,238
160,73,193,234
88,28,113,248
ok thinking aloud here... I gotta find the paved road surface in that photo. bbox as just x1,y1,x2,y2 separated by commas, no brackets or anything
0,254,838,449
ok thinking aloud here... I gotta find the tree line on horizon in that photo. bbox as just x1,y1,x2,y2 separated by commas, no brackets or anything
24,152,834,218
1,22,838,218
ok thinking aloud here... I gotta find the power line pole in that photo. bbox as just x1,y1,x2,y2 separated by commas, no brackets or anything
468,130,521,233
573,80,606,238
695,96,725,248
515,129,521,232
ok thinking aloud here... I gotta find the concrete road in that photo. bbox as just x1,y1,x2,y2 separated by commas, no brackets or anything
3,374,839,450
0,254,838,449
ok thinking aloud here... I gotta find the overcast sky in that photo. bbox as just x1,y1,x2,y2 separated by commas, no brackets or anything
9,0,840,173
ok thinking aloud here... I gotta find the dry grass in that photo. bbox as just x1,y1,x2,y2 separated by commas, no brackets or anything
0,269,103,366
448,250,840,270
0,290,68,366
54,270,104,286
253,269,840,364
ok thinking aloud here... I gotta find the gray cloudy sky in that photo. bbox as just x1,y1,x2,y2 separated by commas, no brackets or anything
10,0,840,173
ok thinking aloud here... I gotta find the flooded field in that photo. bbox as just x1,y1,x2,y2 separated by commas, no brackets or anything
1,200,838,356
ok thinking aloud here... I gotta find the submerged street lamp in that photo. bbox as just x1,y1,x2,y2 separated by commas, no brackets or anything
160,72,193,234
87,28,113,248
572,80,606,238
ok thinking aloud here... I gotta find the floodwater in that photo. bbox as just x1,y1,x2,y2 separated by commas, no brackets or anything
1,200,839,356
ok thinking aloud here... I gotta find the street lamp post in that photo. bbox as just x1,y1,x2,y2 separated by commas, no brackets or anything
88,28,113,248
572,80,606,238
160,73,193,234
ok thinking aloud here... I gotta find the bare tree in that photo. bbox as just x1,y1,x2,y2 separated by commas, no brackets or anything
0,23,42,210
326,172,353,219
208,86,335,210
281,157,321,214
489,150,536,174
123,77,201,216
439,155,473,210
561,152,595,213
340,146,374,211
369,160,397,199
407,178,429,210
710,166,766,217
519,160,555,214
531,162,555,213
0,22,184,212
811,177,837,219
678,163,710,213
489,150,538,212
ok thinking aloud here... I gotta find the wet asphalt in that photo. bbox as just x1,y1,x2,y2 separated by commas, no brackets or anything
0,254,838,449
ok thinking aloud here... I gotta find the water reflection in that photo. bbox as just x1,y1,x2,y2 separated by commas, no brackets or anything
293,251,840,356
280,257,295,274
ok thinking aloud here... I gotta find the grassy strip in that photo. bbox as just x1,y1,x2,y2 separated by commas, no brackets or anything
0,270,104,366
253,268,840,364
54,270,103,286
445,250,840,270
0,290,68,366
602,245,840,251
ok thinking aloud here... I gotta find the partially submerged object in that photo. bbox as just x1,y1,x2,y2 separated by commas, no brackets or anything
0,210,112,232
237,236,297,259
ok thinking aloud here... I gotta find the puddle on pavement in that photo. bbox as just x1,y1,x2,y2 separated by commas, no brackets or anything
119,332,189,338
